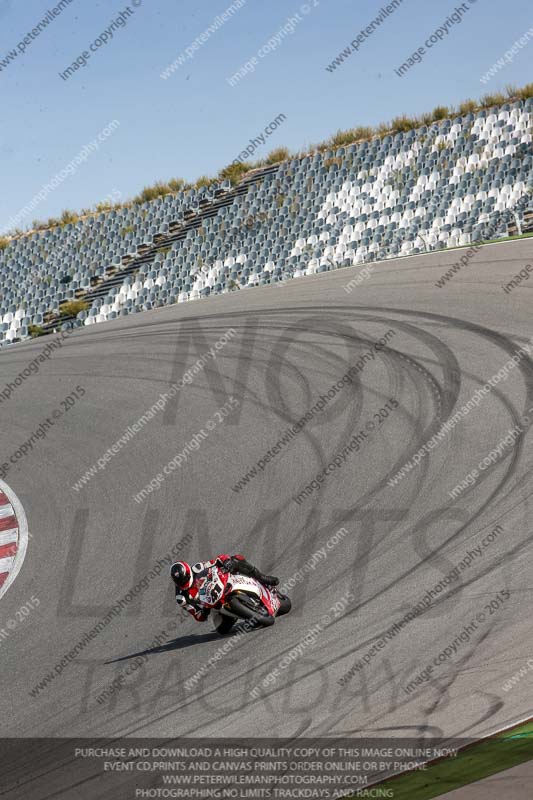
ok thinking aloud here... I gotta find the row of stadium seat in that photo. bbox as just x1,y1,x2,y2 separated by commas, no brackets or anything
0,101,531,342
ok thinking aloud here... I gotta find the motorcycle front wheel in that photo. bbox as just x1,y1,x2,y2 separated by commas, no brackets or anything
213,612,236,635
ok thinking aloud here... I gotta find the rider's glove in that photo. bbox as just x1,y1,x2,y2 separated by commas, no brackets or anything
218,554,247,572
217,556,237,573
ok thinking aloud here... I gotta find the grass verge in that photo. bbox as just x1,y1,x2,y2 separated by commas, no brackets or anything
481,231,533,245
349,720,533,799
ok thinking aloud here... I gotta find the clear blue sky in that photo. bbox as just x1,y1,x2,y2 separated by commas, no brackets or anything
1,0,531,228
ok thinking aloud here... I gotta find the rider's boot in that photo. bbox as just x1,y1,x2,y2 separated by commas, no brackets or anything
252,568,279,587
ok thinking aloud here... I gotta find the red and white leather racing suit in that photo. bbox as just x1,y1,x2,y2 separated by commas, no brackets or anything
175,554,278,621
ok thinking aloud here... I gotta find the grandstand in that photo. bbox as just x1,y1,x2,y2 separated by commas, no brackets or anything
0,96,531,345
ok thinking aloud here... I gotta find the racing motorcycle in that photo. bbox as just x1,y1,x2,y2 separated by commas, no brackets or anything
195,564,291,635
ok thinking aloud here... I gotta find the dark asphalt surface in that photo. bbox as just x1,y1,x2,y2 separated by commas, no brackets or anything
1,240,532,798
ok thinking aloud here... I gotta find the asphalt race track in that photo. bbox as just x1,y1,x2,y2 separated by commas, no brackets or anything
1,240,532,797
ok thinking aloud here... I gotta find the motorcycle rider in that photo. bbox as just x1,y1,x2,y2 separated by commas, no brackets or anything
171,554,280,622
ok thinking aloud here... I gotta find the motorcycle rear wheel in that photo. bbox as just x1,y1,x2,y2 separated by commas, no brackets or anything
227,594,275,627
